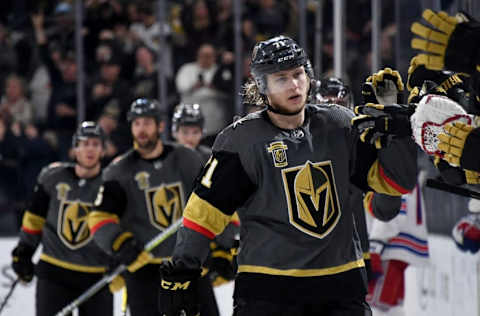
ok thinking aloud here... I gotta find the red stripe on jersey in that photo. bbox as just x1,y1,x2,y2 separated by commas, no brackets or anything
22,226,42,235
90,219,118,235
183,218,216,239
231,220,240,227
389,237,428,252
379,165,410,194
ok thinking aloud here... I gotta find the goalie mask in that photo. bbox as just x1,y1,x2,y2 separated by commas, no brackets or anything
317,77,353,109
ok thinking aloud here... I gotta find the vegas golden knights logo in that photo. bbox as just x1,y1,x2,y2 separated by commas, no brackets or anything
267,141,288,168
58,201,93,249
145,182,184,230
281,160,341,239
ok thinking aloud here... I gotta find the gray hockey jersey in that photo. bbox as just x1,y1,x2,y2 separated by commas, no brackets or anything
19,162,109,272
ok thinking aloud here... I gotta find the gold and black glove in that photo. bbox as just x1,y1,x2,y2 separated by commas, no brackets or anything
11,242,35,282
159,261,201,316
112,232,152,273
352,103,414,149
362,68,405,105
411,9,480,74
207,242,236,287
438,122,480,172
407,55,472,108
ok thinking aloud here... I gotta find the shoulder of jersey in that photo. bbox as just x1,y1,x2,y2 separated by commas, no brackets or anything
307,103,354,127
103,149,135,174
220,110,264,137
38,161,74,182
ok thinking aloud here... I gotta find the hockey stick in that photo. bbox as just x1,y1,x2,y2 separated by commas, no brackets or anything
426,179,480,200
0,278,19,315
55,218,183,316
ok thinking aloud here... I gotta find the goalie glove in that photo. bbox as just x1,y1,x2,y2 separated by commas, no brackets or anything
410,94,473,156
352,103,414,149
452,212,480,253
159,261,201,316
362,68,405,105
411,9,480,74
438,122,480,172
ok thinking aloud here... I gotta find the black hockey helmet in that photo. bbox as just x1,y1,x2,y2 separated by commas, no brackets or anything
316,77,353,109
127,98,162,123
72,121,105,147
250,35,314,93
171,103,205,133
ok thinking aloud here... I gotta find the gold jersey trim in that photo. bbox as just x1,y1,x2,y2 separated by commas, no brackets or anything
363,252,371,260
183,193,231,236
88,211,119,230
22,211,46,232
237,258,365,277
367,160,406,196
40,253,106,273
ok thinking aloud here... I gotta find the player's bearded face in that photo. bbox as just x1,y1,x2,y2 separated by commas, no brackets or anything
131,117,160,150
266,66,309,114
74,138,103,169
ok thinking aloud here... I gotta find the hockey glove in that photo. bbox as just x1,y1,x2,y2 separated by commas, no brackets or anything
452,213,480,253
352,103,414,149
411,10,480,74
362,68,405,105
159,261,201,316
438,122,480,171
207,242,236,287
11,242,35,282
407,55,472,109
112,232,152,272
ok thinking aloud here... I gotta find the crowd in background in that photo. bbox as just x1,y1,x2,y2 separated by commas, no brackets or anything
0,0,398,234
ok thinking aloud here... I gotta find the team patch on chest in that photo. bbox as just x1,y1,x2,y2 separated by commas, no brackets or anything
135,171,185,230
57,200,93,249
267,141,289,168
281,160,341,239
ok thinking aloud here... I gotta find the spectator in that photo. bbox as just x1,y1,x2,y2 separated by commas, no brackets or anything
180,0,218,63
32,12,79,161
0,74,34,125
250,0,289,40
175,43,230,144
130,1,173,78
89,53,131,122
0,23,18,91
96,107,130,165
0,115,23,229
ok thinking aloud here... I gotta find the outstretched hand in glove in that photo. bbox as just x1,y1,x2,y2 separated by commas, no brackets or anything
159,261,202,316
352,103,414,149
11,242,35,282
411,9,480,74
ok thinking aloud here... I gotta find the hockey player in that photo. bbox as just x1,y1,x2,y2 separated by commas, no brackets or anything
157,36,418,316
87,98,219,316
171,103,211,164
316,77,354,109
11,121,113,316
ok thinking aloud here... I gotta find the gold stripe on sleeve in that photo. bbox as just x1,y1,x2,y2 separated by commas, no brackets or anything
22,211,46,232
88,211,119,230
183,193,232,236
367,160,405,196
